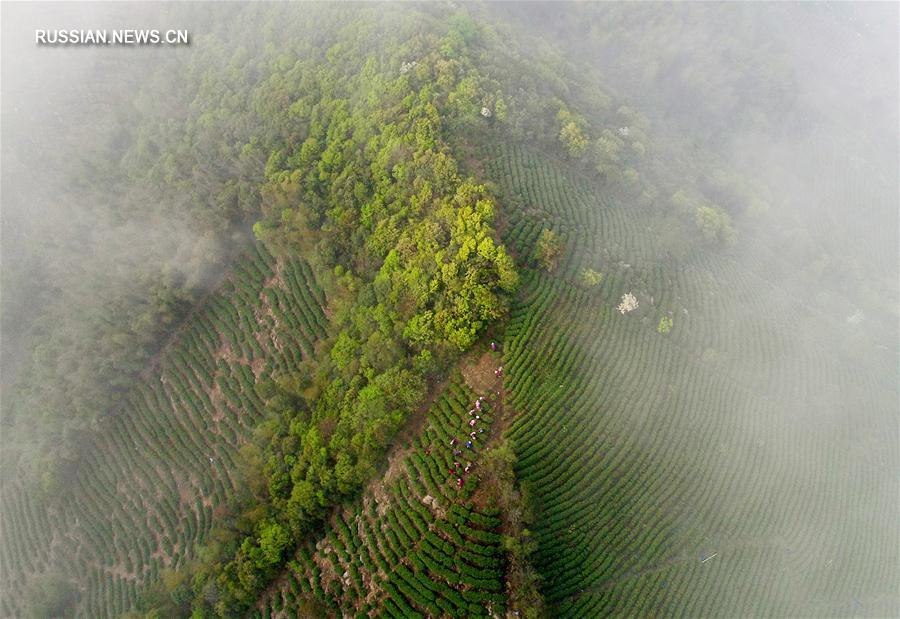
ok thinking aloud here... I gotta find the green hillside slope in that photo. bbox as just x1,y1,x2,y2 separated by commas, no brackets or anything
256,372,510,618
2,5,895,619
485,138,898,616
1,246,329,617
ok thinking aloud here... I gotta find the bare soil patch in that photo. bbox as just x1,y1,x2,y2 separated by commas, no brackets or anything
461,349,502,395
209,381,226,422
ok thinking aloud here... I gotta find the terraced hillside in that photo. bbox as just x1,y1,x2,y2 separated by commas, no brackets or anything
484,139,899,616
0,245,329,618
255,370,510,618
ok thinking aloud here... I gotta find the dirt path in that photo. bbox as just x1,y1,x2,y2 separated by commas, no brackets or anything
368,374,450,511
460,347,518,511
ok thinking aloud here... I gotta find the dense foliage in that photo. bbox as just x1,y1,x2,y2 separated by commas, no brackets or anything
3,5,520,617
252,377,510,617
121,10,520,616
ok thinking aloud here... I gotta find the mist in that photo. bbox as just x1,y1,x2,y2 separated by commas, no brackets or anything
1,1,256,452
1,3,897,617
483,2,899,614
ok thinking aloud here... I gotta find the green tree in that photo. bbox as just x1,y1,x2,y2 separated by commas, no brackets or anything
256,521,290,569
559,122,588,157
580,268,604,288
535,229,564,272
694,205,736,245
557,106,589,157
657,315,674,334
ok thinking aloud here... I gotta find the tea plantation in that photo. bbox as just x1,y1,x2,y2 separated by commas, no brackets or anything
0,245,328,617
485,139,898,616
